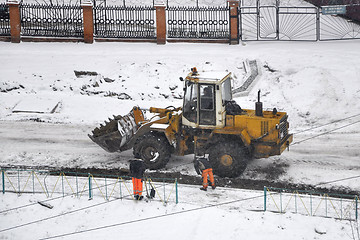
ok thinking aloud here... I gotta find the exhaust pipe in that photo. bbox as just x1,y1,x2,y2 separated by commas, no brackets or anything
255,90,263,117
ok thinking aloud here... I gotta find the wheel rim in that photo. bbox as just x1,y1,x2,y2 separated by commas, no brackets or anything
220,154,233,167
142,146,159,162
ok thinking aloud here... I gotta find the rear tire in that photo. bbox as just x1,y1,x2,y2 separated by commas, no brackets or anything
208,141,248,178
133,132,171,170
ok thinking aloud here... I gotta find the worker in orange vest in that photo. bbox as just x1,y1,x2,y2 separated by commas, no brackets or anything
129,159,145,200
194,157,216,191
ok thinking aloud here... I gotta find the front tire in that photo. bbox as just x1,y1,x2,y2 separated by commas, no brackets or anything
133,132,171,170
208,141,249,178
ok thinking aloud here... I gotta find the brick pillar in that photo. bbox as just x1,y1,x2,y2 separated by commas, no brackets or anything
7,0,21,43
155,1,166,45
82,0,94,44
228,0,239,45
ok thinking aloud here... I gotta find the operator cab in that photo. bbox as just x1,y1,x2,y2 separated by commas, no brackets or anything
182,67,232,129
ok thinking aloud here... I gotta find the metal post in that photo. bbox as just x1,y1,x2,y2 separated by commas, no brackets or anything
175,178,178,204
32,171,35,194
2,170,5,194
88,173,92,200
256,0,260,41
280,191,283,213
76,174,79,198
264,186,267,212
295,193,297,213
325,194,328,217
163,179,165,203
105,177,108,201
61,173,64,197
316,7,320,41
120,178,122,200
276,0,279,40
340,197,343,220
356,196,358,220
18,169,20,194
310,193,313,216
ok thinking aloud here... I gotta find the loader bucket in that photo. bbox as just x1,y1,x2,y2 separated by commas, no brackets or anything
88,107,145,153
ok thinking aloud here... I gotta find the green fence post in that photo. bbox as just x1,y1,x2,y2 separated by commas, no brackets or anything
119,178,122,200
17,169,20,194
61,173,64,197
2,170,5,194
310,193,313,216
264,186,267,212
76,174,79,198
32,171,35,194
88,173,92,200
356,196,358,220
105,177,108,201
280,191,283,213
163,179,165,203
325,194,328,218
175,178,178,204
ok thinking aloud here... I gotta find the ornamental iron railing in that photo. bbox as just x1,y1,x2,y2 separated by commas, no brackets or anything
0,3,10,36
93,5,156,39
167,6,229,39
20,4,83,38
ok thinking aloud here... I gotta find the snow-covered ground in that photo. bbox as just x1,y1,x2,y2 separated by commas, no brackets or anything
0,40,360,239
1,186,358,240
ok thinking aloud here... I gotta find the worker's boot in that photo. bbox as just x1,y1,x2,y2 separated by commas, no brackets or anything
212,185,216,190
200,187,207,191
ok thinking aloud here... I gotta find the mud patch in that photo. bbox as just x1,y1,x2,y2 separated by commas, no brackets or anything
245,160,289,181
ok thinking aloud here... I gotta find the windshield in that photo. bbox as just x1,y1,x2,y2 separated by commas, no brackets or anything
183,81,198,123
221,77,232,104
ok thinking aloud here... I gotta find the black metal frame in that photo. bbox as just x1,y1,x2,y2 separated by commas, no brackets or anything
0,3,10,36
239,0,360,41
1,0,359,42
167,6,229,39
93,5,156,39
20,3,83,38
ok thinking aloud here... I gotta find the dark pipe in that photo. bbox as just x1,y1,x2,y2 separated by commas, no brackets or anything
255,90,263,117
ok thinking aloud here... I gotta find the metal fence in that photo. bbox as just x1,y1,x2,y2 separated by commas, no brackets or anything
167,6,229,39
0,169,179,204
20,4,83,37
2,1,360,41
0,3,10,36
239,4,360,41
264,186,359,221
320,10,360,40
94,5,156,39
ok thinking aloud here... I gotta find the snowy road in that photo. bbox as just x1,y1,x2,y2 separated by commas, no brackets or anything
1,119,359,193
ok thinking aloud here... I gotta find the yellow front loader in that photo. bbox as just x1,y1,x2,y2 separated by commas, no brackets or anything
89,68,293,177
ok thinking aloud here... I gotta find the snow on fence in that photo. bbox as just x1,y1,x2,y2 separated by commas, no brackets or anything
264,186,359,221
0,168,179,205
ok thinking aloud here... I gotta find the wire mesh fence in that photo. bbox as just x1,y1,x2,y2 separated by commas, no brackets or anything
264,186,359,221
0,169,179,205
